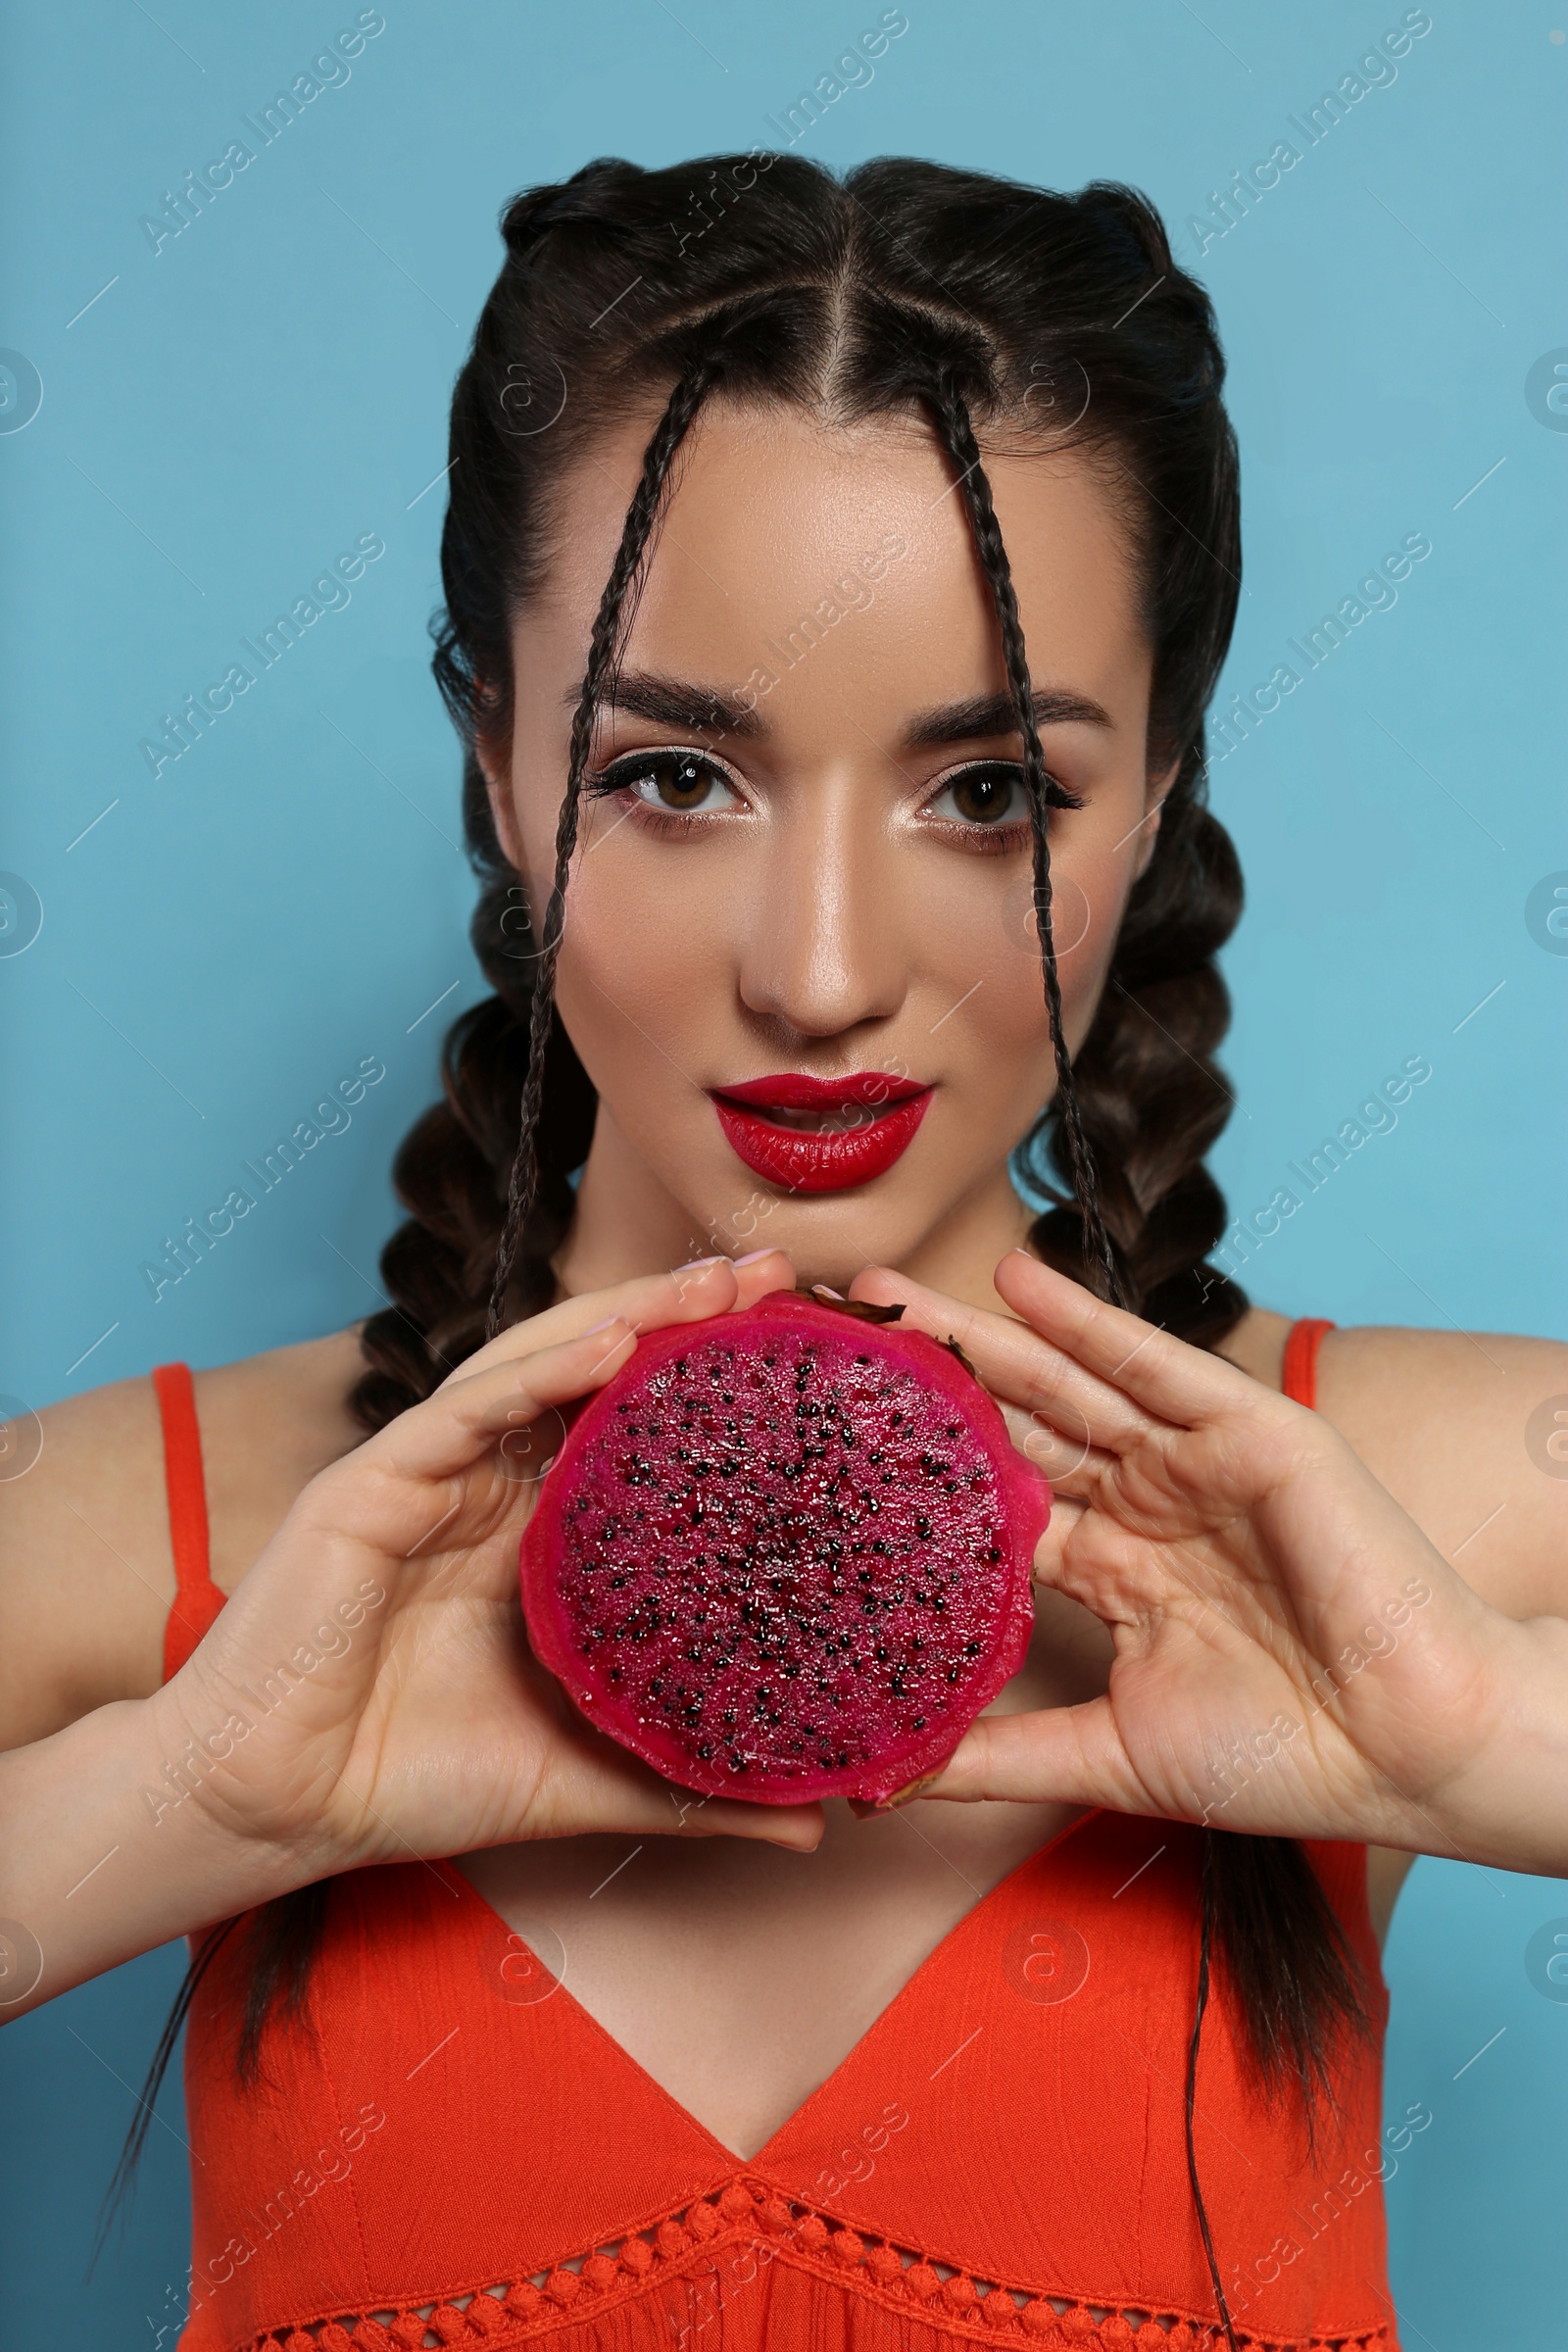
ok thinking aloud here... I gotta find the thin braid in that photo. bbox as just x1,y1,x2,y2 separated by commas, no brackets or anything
484,362,718,1339
926,376,1126,1307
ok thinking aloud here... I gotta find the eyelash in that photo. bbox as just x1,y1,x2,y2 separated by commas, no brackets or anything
582,748,1086,848
583,750,744,840
923,759,1085,856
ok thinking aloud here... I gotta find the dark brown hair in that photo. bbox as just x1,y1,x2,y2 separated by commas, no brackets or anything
119,158,1366,2334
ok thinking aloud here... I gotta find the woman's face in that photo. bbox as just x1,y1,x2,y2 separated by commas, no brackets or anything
481,400,1169,1303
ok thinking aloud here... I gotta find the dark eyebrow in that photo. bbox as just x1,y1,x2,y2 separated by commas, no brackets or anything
566,670,765,740
565,673,1112,751
903,688,1114,749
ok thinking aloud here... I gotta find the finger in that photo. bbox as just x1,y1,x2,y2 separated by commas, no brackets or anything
368,1324,640,1489
1022,1499,1148,1631
564,1771,827,1851
996,1399,1116,1494
1029,1492,1088,1568
992,1251,1264,1432
891,1697,1145,1812
725,1248,797,1309
525,1727,826,1851
451,1252,771,1385
661,1788,824,1851
848,1263,1153,1453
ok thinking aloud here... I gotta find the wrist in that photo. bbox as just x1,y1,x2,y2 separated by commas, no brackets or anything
141,1667,345,1889
1422,1611,1568,1876
1,1690,316,2021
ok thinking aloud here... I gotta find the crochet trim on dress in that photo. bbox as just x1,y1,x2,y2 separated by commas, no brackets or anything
235,2174,1393,2351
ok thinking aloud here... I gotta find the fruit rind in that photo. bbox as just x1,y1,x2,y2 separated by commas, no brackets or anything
519,1290,1051,1803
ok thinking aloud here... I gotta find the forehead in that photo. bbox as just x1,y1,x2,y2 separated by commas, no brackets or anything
515,400,1151,736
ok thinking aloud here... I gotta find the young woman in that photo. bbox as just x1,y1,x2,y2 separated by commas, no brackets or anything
3,154,1565,2352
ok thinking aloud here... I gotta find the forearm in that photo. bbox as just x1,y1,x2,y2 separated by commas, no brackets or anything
0,1687,308,2022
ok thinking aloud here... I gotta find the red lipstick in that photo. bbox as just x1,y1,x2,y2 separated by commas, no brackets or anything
710,1071,932,1194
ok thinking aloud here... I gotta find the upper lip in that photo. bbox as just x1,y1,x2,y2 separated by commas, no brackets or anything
711,1071,930,1112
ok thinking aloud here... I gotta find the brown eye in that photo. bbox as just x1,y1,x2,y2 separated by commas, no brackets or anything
607,751,739,815
652,754,711,810
930,763,1026,826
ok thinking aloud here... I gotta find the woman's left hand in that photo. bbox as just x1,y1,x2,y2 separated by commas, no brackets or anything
850,1252,1568,1873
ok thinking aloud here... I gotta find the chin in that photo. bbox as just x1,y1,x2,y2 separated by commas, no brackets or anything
698,1182,943,1290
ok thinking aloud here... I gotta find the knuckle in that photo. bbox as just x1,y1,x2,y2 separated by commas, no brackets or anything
1022,1367,1070,1418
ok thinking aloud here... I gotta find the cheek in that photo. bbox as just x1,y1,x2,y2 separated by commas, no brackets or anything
1060,833,1139,1031
987,831,1137,1053
551,849,732,1091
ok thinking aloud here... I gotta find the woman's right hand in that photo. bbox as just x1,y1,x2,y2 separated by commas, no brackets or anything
151,1251,823,1886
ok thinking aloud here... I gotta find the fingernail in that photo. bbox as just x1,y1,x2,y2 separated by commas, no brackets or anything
584,1316,622,1335
814,1284,847,1300
848,1773,940,1817
888,1772,942,1809
673,1254,725,1276
733,1248,776,1266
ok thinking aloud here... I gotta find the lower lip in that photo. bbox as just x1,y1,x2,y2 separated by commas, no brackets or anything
711,1091,933,1194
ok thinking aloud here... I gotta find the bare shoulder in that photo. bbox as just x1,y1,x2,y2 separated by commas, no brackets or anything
193,1328,368,1589
0,1328,367,1748
1312,1322,1566,1619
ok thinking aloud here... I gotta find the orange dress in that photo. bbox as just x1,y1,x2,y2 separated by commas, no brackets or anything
155,1322,1401,2352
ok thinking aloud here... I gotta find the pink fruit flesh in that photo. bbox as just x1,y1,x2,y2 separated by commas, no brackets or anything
519,1291,1051,1803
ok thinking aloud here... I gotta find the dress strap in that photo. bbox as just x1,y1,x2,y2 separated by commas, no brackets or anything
1281,1317,1336,1410
152,1362,226,1683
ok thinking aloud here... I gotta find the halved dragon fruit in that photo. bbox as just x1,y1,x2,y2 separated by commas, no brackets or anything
519,1289,1050,1804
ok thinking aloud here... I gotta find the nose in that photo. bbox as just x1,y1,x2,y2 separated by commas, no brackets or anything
736,773,906,1041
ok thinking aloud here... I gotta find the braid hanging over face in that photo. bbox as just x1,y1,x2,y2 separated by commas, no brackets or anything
483,358,1126,1340
923,372,1126,1309
485,361,718,1339
366,154,1262,1389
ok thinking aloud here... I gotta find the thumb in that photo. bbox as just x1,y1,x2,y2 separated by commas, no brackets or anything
886,1698,1133,1810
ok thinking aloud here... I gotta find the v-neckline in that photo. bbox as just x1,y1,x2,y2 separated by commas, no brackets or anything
443,1804,1105,2167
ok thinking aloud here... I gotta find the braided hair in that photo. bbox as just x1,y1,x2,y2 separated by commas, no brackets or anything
483,360,720,1339
120,161,1368,2334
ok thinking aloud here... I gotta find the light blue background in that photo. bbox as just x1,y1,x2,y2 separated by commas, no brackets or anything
1,2,1564,2343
